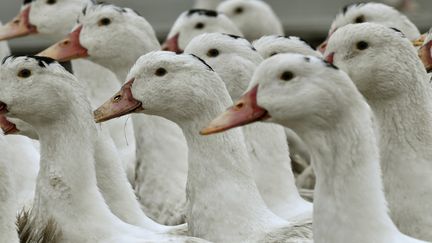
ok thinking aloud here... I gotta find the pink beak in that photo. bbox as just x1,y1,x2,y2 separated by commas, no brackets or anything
418,40,432,72
0,6,38,41
37,25,88,61
161,33,183,54
325,52,335,65
200,85,270,135
94,78,144,123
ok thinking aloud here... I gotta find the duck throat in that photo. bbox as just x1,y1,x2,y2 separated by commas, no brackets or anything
174,93,284,242
300,106,398,243
30,108,123,240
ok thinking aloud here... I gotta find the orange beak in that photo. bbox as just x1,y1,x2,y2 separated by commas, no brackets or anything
418,39,432,72
200,85,269,135
0,6,37,41
94,78,144,123
161,33,183,54
0,115,19,135
37,25,88,62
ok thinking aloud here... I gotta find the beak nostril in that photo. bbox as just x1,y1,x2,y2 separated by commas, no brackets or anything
113,95,122,102
13,19,20,24
61,40,70,46
235,102,244,109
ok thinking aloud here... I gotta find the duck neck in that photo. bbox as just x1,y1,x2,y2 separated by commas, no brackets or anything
173,86,284,242
31,103,128,239
0,137,19,243
299,103,399,243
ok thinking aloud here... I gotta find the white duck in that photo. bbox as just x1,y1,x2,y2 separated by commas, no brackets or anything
184,33,312,221
324,23,432,240
0,55,209,243
1,104,178,233
217,0,284,41
162,9,242,53
94,51,312,243
40,3,188,225
202,52,428,243
0,0,136,180
317,2,420,52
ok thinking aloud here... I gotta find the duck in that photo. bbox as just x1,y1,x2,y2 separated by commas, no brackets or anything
252,35,320,190
216,0,284,41
0,89,174,233
0,0,136,182
184,32,312,221
200,52,427,243
317,2,420,53
324,22,432,241
162,9,242,53
0,55,209,243
93,51,312,243
39,2,189,225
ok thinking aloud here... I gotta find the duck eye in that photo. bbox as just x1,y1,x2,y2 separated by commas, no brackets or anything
280,71,294,81
17,69,32,78
356,41,369,50
195,22,205,29
207,49,219,58
234,7,244,14
269,52,278,57
155,68,167,76
98,18,111,26
354,15,365,23
46,0,56,5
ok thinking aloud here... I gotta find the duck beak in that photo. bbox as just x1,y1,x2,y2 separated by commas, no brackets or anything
412,34,426,47
161,33,183,54
200,85,269,135
37,25,88,62
0,6,37,41
0,115,19,135
94,78,144,123
418,39,432,72
325,52,335,64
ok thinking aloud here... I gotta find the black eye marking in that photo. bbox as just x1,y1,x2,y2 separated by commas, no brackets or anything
251,46,257,51
155,67,167,76
46,0,56,5
280,71,294,81
354,15,365,23
270,52,278,57
389,27,406,38
356,41,369,50
187,9,218,17
17,69,32,78
82,7,87,15
190,54,214,71
323,59,339,70
234,6,244,14
304,57,311,63
207,49,220,58
98,17,111,26
195,22,205,29
223,33,243,39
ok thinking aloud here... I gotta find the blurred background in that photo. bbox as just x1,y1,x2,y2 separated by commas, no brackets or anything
0,0,431,54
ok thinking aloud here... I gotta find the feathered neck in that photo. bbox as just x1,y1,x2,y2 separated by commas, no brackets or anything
169,80,285,242
298,100,399,243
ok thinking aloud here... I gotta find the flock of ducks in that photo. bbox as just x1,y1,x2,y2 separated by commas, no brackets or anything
0,0,431,242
